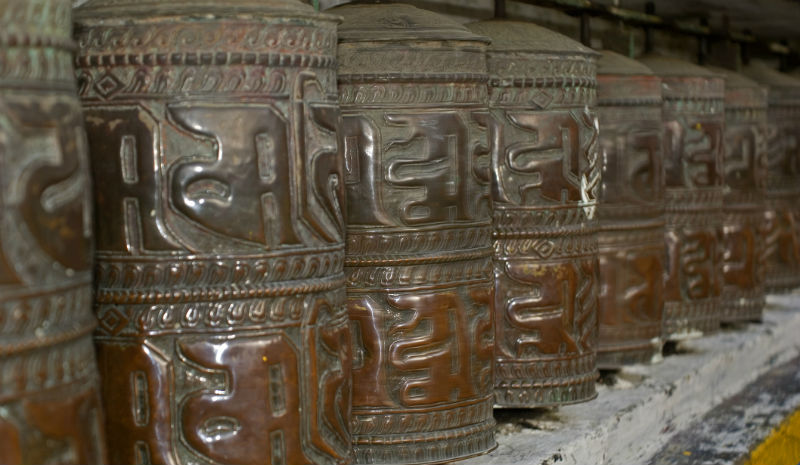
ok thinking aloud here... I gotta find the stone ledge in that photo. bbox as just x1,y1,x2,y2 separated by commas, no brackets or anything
463,293,800,465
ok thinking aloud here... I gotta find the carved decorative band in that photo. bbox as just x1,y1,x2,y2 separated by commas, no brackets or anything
662,97,724,114
597,97,662,107
0,281,94,347
338,82,488,106
0,48,75,86
493,205,597,236
489,76,596,89
75,24,336,56
494,372,596,407
765,267,800,293
496,235,598,259
352,424,495,465
95,289,346,336
338,73,488,84
665,188,724,209
489,86,596,108
77,51,335,70
0,33,75,51
495,352,596,383
352,418,495,446
345,248,492,267
598,227,664,249
0,334,98,403
352,397,493,435
96,249,343,292
346,224,492,257
346,257,492,290
663,299,719,337
96,273,345,305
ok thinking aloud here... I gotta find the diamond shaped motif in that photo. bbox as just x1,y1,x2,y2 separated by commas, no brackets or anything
94,73,123,98
531,90,554,110
98,307,128,335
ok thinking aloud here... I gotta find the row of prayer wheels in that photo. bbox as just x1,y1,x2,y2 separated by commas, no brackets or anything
1,0,799,464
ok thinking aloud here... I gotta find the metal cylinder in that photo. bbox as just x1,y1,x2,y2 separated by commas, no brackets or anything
708,66,767,323
638,55,724,341
467,20,600,406
596,51,665,368
742,61,800,294
0,1,107,463
74,1,351,464
336,4,496,463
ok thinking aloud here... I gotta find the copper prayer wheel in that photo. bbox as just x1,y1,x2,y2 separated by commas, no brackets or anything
638,55,724,341
467,20,600,406
0,1,107,463
742,61,800,294
708,66,767,323
75,1,351,464
336,4,496,463
595,51,665,367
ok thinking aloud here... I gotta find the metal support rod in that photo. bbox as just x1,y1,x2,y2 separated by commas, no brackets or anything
495,0,507,19
644,1,655,53
580,12,591,47
698,18,709,65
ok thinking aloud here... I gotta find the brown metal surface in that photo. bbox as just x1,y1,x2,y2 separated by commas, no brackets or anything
708,66,768,323
595,51,665,368
74,1,351,464
742,62,800,294
0,1,108,463
638,54,724,341
336,4,496,463
467,20,600,406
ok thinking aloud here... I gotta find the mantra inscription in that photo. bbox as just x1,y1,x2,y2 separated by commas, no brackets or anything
763,120,800,292
662,115,724,338
342,105,495,464
721,118,767,322
491,105,600,406
596,110,665,368
75,10,350,465
0,0,107,461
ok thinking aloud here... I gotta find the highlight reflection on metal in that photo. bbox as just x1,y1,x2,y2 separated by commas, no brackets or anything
742,62,800,294
639,54,724,341
0,1,108,463
709,66,767,323
336,4,496,463
75,1,352,464
596,51,665,368
467,20,600,407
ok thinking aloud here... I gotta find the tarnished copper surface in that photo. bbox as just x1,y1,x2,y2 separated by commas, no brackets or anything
0,1,107,463
742,62,800,294
708,66,767,323
467,20,600,406
336,4,496,463
639,55,724,340
596,51,665,368
75,1,351,464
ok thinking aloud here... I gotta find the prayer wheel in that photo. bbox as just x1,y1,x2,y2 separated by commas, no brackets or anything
336,4,496,463
74,1,351,464
708,66,767,323
467,20,600,406
0,1,107,463
742,61,800,294
638,55,724,341
596,51,665,367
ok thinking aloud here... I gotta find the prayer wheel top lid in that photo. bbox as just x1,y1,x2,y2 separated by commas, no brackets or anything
598,50,654,76
706,66,767,110
335,3,490,43
466,19,596,56
596,50,660,104
75,0,330,20
334,3,489,77
742,60,800,105
638,53,724,101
